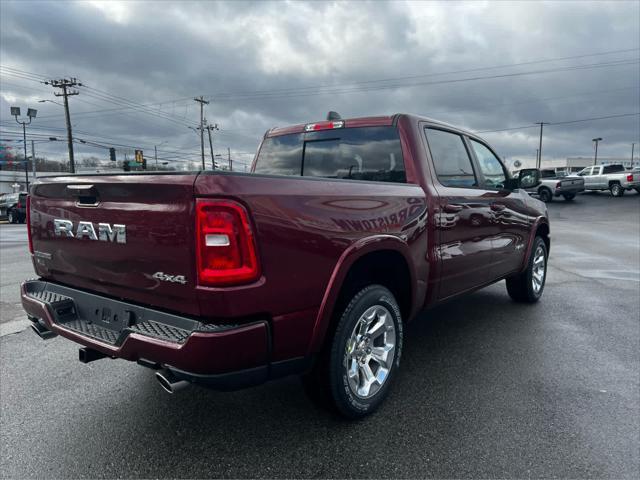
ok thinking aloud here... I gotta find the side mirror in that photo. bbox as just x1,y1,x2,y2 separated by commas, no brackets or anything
518,168,541,189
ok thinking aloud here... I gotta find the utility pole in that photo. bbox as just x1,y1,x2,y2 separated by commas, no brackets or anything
155,145,158,170
194,97,209,170
207,125,215,170
44,78,81,173
592,137,603,165
205,123,219,170
535,122,548,170
31,140,36,179
632,143,636,168
228,147,232,171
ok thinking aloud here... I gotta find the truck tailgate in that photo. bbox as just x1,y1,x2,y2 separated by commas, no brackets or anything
560,176,584,189
29,174,201,316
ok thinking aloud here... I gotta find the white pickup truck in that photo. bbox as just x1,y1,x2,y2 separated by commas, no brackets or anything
523,169,585,202
576,164,640,197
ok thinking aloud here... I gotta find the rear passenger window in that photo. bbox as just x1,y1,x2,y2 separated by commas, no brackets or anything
425,128,477,188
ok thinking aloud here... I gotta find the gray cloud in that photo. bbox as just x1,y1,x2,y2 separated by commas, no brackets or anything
1,0,638,171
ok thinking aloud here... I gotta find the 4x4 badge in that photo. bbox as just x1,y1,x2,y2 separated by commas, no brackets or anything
152,272,187,285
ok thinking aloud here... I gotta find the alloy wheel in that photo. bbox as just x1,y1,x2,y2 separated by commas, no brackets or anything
344,305,396,399
532,245,546,294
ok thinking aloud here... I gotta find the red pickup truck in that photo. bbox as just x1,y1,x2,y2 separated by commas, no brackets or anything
21,113,549,418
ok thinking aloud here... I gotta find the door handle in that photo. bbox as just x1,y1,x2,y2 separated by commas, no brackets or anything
490,203,506,212
443,204,463,213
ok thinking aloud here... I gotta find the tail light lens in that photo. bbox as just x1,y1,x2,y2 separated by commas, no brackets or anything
26,195,33,254
196,199,260,287
627,174,633,182
556,181,562,189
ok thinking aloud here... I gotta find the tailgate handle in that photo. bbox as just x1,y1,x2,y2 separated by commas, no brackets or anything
67,184,99,206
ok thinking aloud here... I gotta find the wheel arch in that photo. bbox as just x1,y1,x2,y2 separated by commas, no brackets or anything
538,185,553,198
520,218,550,272
307,236,417,355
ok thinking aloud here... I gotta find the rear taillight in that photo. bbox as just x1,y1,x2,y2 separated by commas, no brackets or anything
26,195,33,254
196,199,260,287
627,174,633,182
556,181,562,189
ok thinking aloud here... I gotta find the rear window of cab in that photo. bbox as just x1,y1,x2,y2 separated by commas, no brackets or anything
254,126,406,183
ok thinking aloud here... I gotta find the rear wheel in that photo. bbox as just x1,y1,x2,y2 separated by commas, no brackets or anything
562,193,575,201
303,285,403,419
610,182,624,197
634,188,640,195
538,188,552,203
506,236,547,303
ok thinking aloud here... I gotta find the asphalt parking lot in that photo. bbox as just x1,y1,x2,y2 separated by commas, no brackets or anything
1,191,639,479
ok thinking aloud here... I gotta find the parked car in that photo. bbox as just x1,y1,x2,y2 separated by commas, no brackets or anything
523,168,585,202
576,164,640,196
21,113,549,418
0,192,28,223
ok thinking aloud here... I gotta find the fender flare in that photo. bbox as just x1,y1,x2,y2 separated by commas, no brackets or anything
521,217,550,272
306,235,417,355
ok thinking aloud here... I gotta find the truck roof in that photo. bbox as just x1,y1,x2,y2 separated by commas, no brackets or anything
266,113,477,138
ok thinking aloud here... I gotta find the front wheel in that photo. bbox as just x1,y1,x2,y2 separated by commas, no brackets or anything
610,182,624,197
304,285,403,419
506,236,548,303
7,210,16,224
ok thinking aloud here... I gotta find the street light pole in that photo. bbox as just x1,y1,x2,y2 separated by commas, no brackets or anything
592,137,603,166
31,140,36,179
632,143,636,168
11,106,37,191
21,122,28,188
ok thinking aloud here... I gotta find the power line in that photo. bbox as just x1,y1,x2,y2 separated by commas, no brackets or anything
206,48,640,99
476,112,640,134
3,47,638,116
209,59,640,102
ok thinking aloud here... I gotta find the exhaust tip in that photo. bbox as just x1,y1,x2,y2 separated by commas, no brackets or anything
155,370,190,394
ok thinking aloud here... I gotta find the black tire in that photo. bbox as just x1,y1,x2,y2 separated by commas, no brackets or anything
7,210,16,224
538,188,552,203
635,188,640,194
303,285,403,419
506,236,548,303
610,182,624,197
562,193,575,201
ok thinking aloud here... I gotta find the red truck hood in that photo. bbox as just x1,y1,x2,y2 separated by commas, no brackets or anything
29,174,201,316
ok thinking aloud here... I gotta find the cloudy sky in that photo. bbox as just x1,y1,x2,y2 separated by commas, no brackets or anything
1,0,639,171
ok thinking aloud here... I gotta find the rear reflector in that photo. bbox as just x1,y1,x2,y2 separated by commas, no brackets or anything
26,195,33,254
304,120,344,132
196,199,260,287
